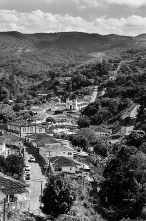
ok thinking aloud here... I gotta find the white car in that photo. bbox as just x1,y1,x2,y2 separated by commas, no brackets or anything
30,156,35,162
25,165,31,171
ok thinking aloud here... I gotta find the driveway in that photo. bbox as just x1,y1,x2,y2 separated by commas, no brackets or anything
24,145,47,215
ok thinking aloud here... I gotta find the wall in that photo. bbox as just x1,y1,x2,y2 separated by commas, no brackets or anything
20,126,45,137
0,142,7,156
52,165,76,174
62,166,76,173
0,191,5,201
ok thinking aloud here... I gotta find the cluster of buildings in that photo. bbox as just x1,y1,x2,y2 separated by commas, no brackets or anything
0,98,91,216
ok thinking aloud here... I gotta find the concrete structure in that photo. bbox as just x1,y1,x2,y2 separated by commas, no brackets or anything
7,120,46,137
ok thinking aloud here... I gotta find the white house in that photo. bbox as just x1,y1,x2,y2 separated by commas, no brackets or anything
39,143,74,159
0,172,30,213
7,120,46,137
50,156,76,174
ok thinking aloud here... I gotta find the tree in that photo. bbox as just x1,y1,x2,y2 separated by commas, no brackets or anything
41,174,76,218
77,116,91,128
5,154,25,179
0,155,6,173
126,131,144,148
93,140,108,157
98,145,146,220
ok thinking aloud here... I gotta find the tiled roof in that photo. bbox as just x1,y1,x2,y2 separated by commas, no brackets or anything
2,134,22,143
50,156,75,167
77,102,88,108
90,126,110,133
0,172,28,195
25,133,49,139
8,119,45,127
45,143,74,152
25,133,58,146
0,137,6,145
33,137,57,146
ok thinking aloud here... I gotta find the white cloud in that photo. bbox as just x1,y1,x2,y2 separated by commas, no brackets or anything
105,0,146,8
44,0,146,9
0,9,146,35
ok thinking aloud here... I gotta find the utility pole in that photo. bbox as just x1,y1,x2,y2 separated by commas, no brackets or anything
45,151,51,177
3,198,6,221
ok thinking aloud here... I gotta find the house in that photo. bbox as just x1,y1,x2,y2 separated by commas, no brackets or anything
39,143,74,159
0,172,30,212
66,98,89,111
0,137,8,157
90,126,111,136
50,156,76,174
24,133,58,149
74,160,90,176
39,143,74,166
30,106,41,115
7,119,46,137
2,134,23,147
1,134,24,156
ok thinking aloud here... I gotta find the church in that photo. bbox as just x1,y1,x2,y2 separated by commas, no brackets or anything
66,98,89,111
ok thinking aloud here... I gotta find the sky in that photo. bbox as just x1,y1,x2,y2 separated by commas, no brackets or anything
0,0,146,36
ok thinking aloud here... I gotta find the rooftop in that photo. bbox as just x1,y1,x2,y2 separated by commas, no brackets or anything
0,172,28,195
44,143,74,152
8,119,45,127
2,134,22,143
90,125,110,134
0,137,6,144
50,156,75,167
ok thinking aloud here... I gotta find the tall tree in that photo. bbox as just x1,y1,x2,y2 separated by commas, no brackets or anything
98,145,146,220
41,174,76,218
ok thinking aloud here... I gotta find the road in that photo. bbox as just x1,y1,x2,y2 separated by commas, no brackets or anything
130,105,140,118
90,86,98,103
24,145,47,215
125,105,140,136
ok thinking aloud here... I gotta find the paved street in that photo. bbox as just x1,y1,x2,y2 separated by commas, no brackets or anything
24,145,47,214
90,86,98,103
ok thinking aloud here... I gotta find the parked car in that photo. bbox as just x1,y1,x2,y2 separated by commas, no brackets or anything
25,174,30,180
25,170,30,174
25,165,31,171
30,156,35,162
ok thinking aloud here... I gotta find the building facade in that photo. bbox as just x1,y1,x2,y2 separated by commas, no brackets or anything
7,120,46,137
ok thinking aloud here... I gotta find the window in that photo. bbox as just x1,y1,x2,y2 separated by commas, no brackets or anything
30,127,33,132
23,127,26,132
68,152,72,155
70,167,72,170
39,128,42,132
63,152,65,154
55,167,62,171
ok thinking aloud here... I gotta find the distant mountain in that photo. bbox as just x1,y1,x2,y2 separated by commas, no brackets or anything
136,34,146,39
0,31,146,98
0,31,135,54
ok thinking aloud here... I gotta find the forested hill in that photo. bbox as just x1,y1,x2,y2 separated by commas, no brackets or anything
0,31,134,53
0,31,146,103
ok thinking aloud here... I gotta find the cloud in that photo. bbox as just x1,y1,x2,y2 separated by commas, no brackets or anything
44,0,146,9
105,0,146,8
0,9,146,35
